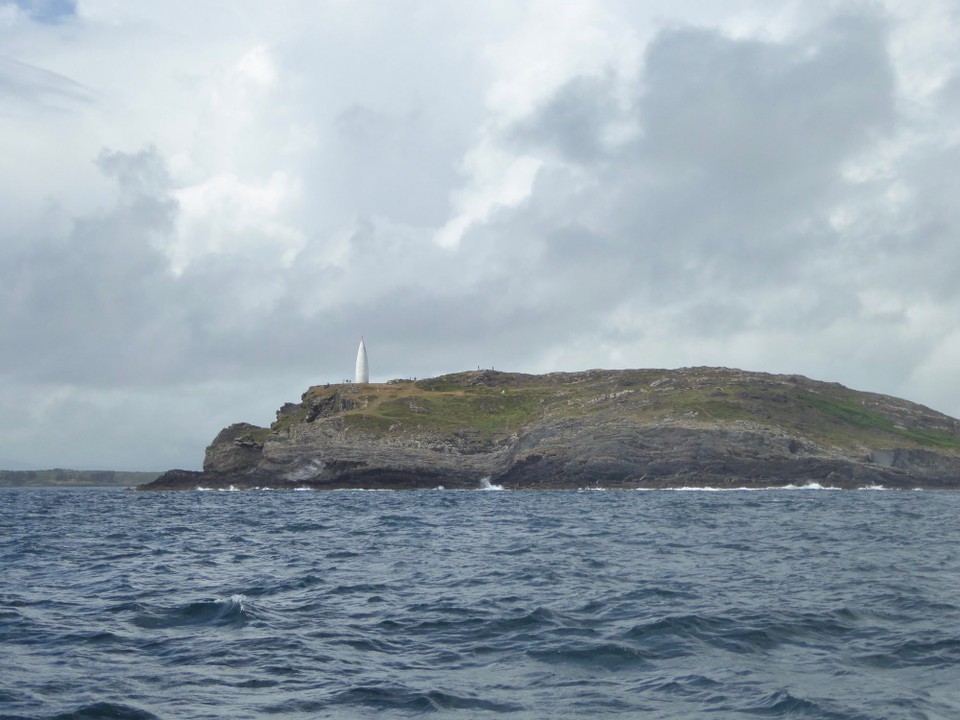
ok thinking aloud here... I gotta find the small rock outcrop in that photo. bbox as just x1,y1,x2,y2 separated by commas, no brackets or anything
139,367,960,491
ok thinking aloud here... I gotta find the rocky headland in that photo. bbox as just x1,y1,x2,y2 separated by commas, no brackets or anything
139,367,960,491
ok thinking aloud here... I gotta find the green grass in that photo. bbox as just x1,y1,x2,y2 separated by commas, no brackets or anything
236,426,272,444
799,393,960,449
271,406,308,432
359,388,543,437
683,398,751,421
342,413,396,433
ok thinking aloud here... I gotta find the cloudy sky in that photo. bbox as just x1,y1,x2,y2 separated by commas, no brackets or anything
3,0,960,470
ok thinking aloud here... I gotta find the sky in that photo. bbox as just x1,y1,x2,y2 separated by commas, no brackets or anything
3,0,960,471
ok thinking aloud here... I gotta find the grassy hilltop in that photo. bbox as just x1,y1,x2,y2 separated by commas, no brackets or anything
269,367,960,453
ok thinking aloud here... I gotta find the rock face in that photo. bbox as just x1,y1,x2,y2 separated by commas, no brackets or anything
139,367,960,491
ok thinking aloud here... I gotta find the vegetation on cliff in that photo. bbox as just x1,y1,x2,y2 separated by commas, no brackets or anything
294,368,960,452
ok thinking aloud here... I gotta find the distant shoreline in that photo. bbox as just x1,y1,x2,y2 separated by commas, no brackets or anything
0,469,161,488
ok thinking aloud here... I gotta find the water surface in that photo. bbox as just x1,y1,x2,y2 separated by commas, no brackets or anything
2,487,959,719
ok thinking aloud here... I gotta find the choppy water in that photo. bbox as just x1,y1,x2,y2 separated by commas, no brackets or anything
2,486,960,719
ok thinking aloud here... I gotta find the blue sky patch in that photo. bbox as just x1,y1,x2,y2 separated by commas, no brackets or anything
12,0,77,24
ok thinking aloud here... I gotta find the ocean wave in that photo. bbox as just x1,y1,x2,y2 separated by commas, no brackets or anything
328,685,525,713
857,636,960,669
741,689,852,718
47,702,160,720
131,595,251,630
529,641,654,670
620,609,860,659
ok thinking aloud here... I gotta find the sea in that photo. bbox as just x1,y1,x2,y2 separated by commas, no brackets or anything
1,485,959,720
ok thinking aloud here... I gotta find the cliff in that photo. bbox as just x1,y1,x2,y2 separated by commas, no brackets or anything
139,367,960,491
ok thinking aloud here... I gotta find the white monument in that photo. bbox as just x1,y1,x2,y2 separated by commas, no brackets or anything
355,337,369,384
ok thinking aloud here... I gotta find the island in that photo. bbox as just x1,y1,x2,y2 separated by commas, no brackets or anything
139,367,960,491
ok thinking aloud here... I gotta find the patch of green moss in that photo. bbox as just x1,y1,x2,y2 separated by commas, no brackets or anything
342,413,399,433
357,388,543,437
689,398,751,421
892,427,960,450
237,426,272,444
271,406,308,432
414,377,462,392
799,393,960,449
800,393,891,429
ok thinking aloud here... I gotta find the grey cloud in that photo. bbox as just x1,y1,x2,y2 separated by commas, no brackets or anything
636,15,894,262
509,74,621,164
640,16,893,176
326,103,470,226
96,147,173,206
876,144,960,302
494,12,897,316
0,147,180,386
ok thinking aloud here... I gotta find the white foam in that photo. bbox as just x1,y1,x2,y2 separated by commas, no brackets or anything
857,484,886,491
647,482,844,492
216,594,247,610
778,482,841,490
479,477,504,491
329,488,393,492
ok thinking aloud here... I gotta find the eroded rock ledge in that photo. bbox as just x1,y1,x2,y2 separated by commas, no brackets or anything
139,367,960,491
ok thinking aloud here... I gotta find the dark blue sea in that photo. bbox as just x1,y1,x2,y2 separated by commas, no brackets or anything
2,486,959,719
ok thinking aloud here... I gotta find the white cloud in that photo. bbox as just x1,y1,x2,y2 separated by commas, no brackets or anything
435,141,541,248
483,0,641,123
235,44,276,86
170,171,304,273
